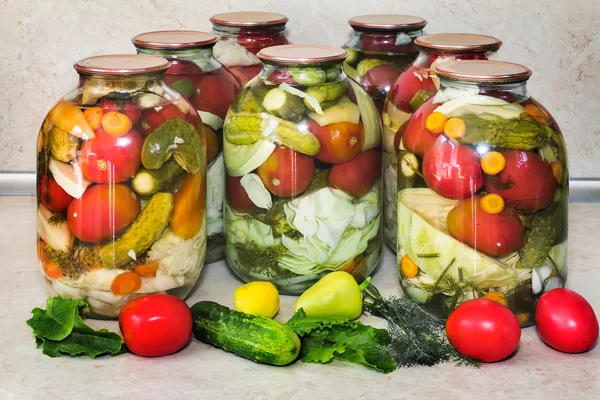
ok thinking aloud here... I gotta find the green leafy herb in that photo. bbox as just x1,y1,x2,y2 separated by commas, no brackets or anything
47,212,67,226
362,285,479,368
27,297,124,358
286,309,397,373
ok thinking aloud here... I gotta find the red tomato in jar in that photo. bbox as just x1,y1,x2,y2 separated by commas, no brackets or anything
401,99,440,158
119,294,193,357
389,64,438,114
308,120,365,164
137,104,190,137
165,59,201,86
236,29,289,50
78,127,143,184
257,146,314,197
225,175,257,212
361,64,403,111
446,299,521,363
536,288,599,354
359,32,415,54
327,149,381,197
191,74,238,118
38,175,73,213
484,150,557,212
231,65,263,85
67,184,140,243
97,98,141,124
266,69,296,84
446,195,524,257
423,138,484,200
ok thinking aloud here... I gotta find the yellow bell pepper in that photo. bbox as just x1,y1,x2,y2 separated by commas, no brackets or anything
234,281,280,318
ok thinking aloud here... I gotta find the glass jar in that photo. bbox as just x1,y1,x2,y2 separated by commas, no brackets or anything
396,60,568,326
36,55,207,318
133,30,242,263
342,14,427,112
382,33,502,253
223,45,383,294
210,12,290,85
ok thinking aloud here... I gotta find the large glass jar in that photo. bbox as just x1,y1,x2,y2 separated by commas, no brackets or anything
36,55,207,318
210,12,290,85
382,33,502,253
396,60,568,326
342,14,427,112
223,45,383,294
133,30,242,263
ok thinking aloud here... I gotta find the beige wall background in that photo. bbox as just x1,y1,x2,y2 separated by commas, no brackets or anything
1,0,599,176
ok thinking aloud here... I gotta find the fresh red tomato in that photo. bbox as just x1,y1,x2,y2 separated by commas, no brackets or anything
257,146,314,197
38,175,73,213
67,184,140,243
484,150,556,212
327,149,381,197
389,64,438,114
119,294,193,357
536,288,599,354
225,175,257,212
97,98,141,124
401,99,439,158
423,138,484,199
191,74,238,118
78,127,143,184
309,120,365,164
446,299,521,363
446,195,524,257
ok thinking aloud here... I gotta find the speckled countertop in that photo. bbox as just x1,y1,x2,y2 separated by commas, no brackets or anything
1,196,598,400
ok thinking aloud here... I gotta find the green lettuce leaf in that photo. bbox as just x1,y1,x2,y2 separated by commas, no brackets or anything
27,297,125,358
287,309,397,373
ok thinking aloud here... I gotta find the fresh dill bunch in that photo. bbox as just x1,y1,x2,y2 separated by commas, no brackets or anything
363,284,480,368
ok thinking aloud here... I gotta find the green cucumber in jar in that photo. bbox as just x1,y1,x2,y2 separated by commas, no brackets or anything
409,90,434,111
234,85,270,113
99,192,174,268
170,78,195,98
344,48,359,65
141,118,204,174
224,113,320,155
304,81,347,111
191,301,301,366
356,58,392,77
397,151,425,190
262,88,306,122
131,160,185,196
289,67,327,85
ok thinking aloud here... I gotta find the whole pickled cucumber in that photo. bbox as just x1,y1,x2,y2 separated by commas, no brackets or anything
131,160,185,196
304,81,347,111
234,85,270,113
458,114,554,150
356,58,392,77
224,112,321,155
262,88,306,122
141,118,204,174
517,192,565,269
289,67,327,85
100,192,174,268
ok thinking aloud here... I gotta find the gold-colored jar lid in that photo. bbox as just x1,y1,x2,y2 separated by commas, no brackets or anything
132,30,217,49
210,12,288,27
415,33,502,53
74,55,170,76
348,14,427,31
258,45,347,64
434,60,533,83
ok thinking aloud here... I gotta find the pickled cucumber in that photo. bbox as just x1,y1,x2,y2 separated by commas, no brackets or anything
234,85,270,113
289,67,327,85
48,125,80,162
356,58,392,78
99,192,174,268
141,118,204,174
131,160,185,196
304,81,347,111
262,88,306,122
224,112,320,155
170,78,195,98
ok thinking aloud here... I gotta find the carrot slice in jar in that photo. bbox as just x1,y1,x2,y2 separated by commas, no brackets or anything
111,272,142,295
400,255,419,278
101,112,133,136
480,151,506,175
43,261,63,280
83,107,104,131
135,262,160,278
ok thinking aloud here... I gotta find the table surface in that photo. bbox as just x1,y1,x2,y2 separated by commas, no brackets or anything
1,196,598,400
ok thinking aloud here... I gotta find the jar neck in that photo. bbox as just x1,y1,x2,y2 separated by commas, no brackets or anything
136,46,214,61
74,72,166,105
212,24,287,39
260,61,345,84
439,77,529,101
414,48,492,67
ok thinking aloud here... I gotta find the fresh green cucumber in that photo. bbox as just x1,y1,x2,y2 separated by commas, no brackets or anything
191,301,300,366
262,88,306,122
131,160,185,196
99,192,174,268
